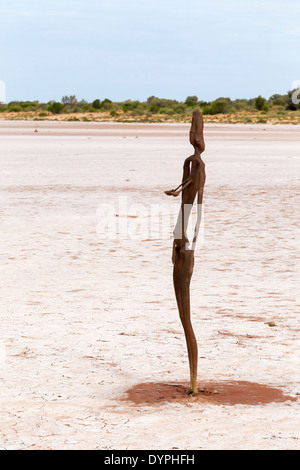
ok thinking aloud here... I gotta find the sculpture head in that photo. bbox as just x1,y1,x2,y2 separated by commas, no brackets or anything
189,109,205,154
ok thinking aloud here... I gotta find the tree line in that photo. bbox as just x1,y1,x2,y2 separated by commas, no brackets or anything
1,90,299,117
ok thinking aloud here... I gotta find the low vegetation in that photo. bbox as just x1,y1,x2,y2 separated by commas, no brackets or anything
0,91,299,124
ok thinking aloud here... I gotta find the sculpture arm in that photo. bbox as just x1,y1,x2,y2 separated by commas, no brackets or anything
165,156,194,197
191,197,203,250
197,163,206,204
182,156,192,182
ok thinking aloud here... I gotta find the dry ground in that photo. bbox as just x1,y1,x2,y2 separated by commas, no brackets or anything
1,109,300,125
0,121,299,449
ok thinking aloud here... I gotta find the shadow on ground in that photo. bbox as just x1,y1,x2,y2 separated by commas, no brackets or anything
122,380,297,406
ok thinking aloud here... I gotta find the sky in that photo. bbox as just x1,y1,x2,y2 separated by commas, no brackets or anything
0,0,299,103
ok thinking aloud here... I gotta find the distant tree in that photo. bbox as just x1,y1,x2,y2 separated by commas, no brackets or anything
92,99,101,109
147,97,178,113
254,96,266,111
147,96,157,103
122,100,140,112
268,94,286,107
231,98,248,111
99,98,111,108
62,95,78,106
100,98,113,110
185,96,198,106
198,100,209,107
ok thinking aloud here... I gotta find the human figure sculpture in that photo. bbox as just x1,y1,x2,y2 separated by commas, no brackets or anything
165,109,206,395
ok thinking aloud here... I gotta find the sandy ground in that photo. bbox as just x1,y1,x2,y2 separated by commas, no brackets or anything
0,120,299,450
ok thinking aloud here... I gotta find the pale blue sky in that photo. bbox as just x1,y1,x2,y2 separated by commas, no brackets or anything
0,0,299,103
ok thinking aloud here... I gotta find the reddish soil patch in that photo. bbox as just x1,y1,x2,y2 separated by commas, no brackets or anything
122,381,297,407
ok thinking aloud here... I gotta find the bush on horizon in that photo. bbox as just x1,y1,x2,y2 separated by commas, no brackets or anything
48,101,65,114
0,90,299,121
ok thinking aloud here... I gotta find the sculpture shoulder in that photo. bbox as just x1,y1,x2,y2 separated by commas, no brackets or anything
183,155,193,166
192,156,205,168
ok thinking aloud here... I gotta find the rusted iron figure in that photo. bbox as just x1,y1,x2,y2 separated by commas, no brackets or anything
165,110,206,395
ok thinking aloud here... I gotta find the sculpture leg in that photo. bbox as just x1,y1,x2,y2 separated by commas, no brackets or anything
173,246,198,395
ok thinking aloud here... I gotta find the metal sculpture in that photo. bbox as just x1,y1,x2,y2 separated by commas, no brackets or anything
165,110,206,395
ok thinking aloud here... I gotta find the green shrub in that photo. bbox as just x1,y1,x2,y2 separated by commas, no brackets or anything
131,108,144,116
17,101,39,111
48,102,65,114
232,99,248,111
173,104,186,114
213,101,228,114
202,101,228,115
262,104,269,112
8,105,22,112
122,100,140,113
255,96,266,111
101,98,113,110
159,107,175,115
92,99,101,109
77,103,89,112
147,97,178,113
268,94,287,107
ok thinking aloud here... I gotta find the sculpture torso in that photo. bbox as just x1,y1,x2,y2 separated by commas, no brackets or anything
182,155,206,205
